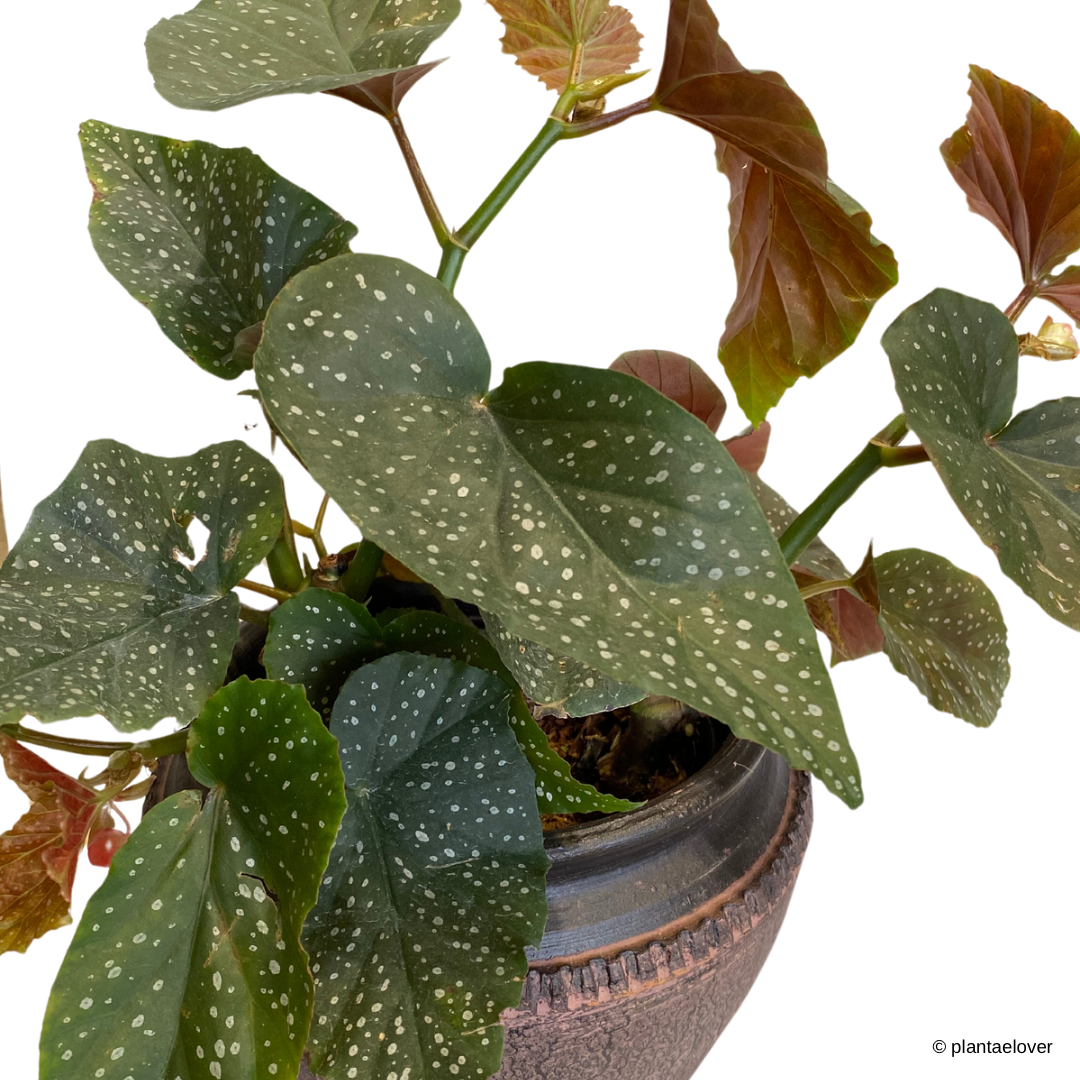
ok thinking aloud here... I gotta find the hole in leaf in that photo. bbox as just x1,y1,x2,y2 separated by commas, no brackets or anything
173,514,211,571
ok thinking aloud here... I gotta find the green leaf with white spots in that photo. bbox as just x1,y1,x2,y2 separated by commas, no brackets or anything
875,549,1009,727
264,593,637,813
303,653,548,1080
81,120,357,379
40,678,347,1080
483,609,644,718
146,0,461,111
883,289,1080,630
254,253,863,806
0,441,284,732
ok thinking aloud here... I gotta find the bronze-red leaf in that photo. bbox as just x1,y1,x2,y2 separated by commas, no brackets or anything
610,349,726,432
717,141,898,423
941,66,1080,284
488,1,642,93
1038,264,1080,321
723,421,771,473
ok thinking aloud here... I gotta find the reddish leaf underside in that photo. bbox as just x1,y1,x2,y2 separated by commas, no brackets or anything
488,0,642,92
0,735,99,953
723,421,771,473
653,0,897,422
1039,265,1080,321
610,349,726,431
716,141,898,423
941,65,1080,284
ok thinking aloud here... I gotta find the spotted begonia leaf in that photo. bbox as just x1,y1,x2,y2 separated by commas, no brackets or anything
303,654,548,1080
0,735,100,954
81,120,357,379
883,289,1080,630
146,0,461,111
483,609,643,718
941,66,1080,286
0,441,284,731
488,0,642,93
874,549,1009,726
745,474,884,664
716,143,898,423
255,253,862,806
40,678,346,1080
264,592,636,813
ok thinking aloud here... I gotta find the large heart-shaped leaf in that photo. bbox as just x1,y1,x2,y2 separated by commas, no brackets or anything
264,591,637,812
483,608,644,718
875,549,1009,726
716,142,898,423
0,735,99,954
942,66,1080,286
488,0,642,93
40,678,346,1080
81,120,357,379
0,441,284,731
254,253,863,805
883,289,1080,630
303,653,548,1080
147,0,461,111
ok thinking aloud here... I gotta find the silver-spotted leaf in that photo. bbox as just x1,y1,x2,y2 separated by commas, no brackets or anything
484,609,644,718
264,593,636,813
254,253,862,806
883,289,1080,630
40,678,346,1080
0,441,284,731
147,0,461,111
81,120,357,378
303,653,548,1080
875,549,1009,726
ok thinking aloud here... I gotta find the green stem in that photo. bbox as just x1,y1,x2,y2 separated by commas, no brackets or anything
558,97,654,139
239,603,271,628
778,417,930,567
237,578,294,603
438,118,566,291
0,721,189,760
265,528,305,593
312,493,330,560
340,538,383,603
798,577,852,601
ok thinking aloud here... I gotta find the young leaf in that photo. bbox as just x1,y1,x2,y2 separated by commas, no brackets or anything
0,441,284,731
747,475,883,664
941,66,1080,286
81,121,357,379
883,289,1080,630
1018,316,1078,361
264,593,637,813
654,0,826,186
303,654,548,1080
488,0,642,93
255,253,864,806
147,0,461,111
610,349,726,432
39,679,346,1080
651,1,896,422
0,736,99,954
717,143,899,423
1039,264,1080,321
724,421,771,473
874,549,1009,726
483,609,644,717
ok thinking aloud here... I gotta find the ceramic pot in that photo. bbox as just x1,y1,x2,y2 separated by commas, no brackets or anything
298,734,811,1080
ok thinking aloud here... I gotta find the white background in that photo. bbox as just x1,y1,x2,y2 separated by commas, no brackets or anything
1,1,1077,1077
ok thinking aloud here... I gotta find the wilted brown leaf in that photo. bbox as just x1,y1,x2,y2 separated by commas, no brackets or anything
717,141,898,423
488,0,642,93
1018,315,1078,360
0,734,100,953
942,66,1080,285
610,349,726,431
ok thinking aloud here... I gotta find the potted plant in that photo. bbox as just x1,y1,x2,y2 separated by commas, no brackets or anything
1,0,1076,1077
